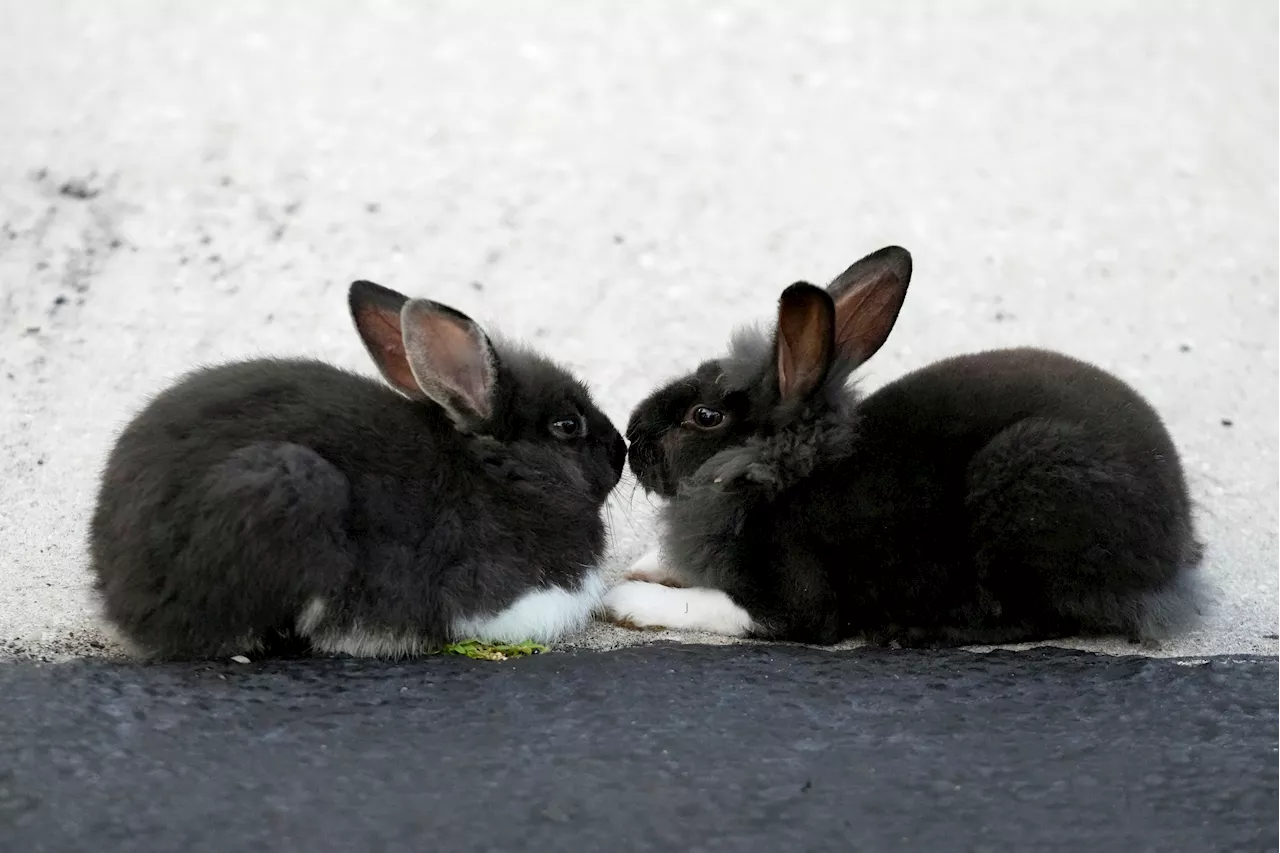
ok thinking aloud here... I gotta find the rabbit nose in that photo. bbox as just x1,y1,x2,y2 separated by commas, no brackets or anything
610,434,627,476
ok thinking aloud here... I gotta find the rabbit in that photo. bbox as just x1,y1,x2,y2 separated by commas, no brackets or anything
89,280,627,659
603,245,1203,648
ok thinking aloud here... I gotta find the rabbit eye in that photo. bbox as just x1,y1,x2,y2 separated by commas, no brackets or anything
550,415,585,438
688,406,724,430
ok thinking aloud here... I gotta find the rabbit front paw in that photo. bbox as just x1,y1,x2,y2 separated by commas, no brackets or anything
601,580,755,637
621,548,687,588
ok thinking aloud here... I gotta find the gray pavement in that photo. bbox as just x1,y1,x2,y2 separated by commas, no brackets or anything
0,646,1276,853
1,1,1277,660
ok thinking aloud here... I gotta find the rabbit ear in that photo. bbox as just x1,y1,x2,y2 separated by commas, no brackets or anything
826,246,912,367
349,280,421,396
399,298,497,429
349,281,497,429
776,282,835,401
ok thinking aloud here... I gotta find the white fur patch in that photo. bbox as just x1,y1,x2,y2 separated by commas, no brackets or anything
602,580,756,636
301,575,606,658
629,547,663,576
623,547,683,585
451,571,607,644
296,597,327,635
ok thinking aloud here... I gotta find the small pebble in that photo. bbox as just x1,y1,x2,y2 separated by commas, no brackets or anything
230,655,251,664
58,179,100,200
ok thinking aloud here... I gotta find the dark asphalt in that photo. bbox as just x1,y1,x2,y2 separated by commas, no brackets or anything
0,645,1275,853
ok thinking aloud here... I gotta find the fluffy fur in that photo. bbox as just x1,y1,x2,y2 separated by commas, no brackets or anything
90,283,626,659
616,246,1203,647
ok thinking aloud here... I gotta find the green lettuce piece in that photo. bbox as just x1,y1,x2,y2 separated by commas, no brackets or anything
439,639,547,661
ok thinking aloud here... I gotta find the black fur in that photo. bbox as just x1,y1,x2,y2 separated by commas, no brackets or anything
90,288,626,659
626,248,1203,647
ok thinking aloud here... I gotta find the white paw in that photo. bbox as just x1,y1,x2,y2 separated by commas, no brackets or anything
601,580,755,637
622,547,685,587
629,547,663,575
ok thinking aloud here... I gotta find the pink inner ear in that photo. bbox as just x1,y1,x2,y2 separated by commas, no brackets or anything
777,288,832,400
777,334,798,396
400,302,495,422
354,304,419,395
417,314,492,420
833,271,905,366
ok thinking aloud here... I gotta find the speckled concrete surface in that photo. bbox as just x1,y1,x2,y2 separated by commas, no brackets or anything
0,1,1275,661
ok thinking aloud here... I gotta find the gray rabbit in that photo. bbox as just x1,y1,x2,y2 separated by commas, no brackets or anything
606,246,1203,647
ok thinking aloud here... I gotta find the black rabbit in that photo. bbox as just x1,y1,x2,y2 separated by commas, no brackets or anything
90,281,626,659
606,246,1203,647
